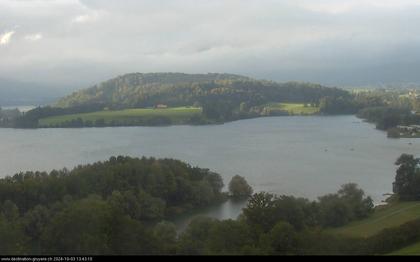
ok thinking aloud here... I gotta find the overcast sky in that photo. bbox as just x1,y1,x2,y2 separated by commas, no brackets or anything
1,0,420,89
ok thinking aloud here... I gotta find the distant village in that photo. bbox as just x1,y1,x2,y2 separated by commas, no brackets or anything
391,125,420,138
396,124,420,133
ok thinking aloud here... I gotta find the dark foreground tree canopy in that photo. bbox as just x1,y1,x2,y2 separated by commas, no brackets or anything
0,156,226,255
0,154,418,255
0,156,226,217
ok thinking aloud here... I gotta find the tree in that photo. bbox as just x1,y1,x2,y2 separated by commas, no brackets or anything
319,96,357,115
22,205,51,246
2,200,19,222
206,220,254,255
40,196,113,255
393,154,420,200
228,175,253,199
318,194,352,227
271,196,315,230
177,217,216,255
318,184,373,227
337,183,374,219
260,221,298,255
153,222,177,254
242,192,276,232
0,216,28,255
108,215,158,255
239,102,249,113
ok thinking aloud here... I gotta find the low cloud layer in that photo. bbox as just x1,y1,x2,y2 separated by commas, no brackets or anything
24,33,43,42
1,0,420,88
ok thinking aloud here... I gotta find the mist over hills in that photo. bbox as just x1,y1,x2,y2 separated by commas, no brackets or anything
0,78,70,106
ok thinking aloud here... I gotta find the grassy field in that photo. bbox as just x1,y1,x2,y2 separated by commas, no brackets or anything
389,241,420,255
265,103,320,115
38,107,202,127
327,201,420,238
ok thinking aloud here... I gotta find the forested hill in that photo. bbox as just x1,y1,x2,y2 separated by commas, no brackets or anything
7,73,359,128
55,72,251,108
55,72,348,109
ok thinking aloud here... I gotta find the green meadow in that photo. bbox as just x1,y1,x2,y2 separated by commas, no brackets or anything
38,107,202,127
389,241,420,255
327,201,420,238
265,102,320,115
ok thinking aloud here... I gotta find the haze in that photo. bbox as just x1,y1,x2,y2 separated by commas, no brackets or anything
1,0,420,88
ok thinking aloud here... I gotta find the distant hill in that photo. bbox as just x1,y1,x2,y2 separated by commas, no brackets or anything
55,72,347,109
9,72,355,128
0,79,66,106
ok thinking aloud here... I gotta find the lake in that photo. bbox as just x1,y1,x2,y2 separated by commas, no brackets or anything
0,115,418,226
1,105,36,113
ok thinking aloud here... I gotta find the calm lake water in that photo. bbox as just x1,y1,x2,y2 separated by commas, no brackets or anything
0,115,419,226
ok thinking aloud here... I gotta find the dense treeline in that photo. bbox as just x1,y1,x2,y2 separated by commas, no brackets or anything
1,154,420,255
0,155,373,255
357,106,420,130
12,104,107,128
366,218,420,255
0,156,226,255
177,211,420,255
177,153,420,255
354,89,420,134
242,183,373,231
0,156,225,216
37,115,197,128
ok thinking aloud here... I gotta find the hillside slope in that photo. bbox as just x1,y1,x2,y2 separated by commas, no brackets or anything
327,201,420,238
55,72,348,110
55,72,250,108
389,241,420,255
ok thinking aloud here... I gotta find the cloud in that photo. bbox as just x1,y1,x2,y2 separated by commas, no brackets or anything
71,11,102,24
297,0,420,14
24,33,43,41
0,31,15,45
2,0,420,87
